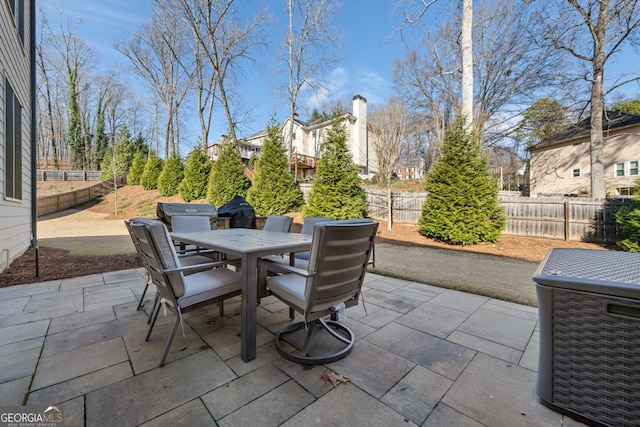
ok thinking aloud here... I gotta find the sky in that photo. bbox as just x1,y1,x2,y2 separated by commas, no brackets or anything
40,0,640,152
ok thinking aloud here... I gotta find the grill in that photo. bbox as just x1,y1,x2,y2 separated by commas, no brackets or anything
156,202,218,231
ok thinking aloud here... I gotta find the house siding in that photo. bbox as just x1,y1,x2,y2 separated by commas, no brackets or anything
208,96,377,182
530,123,640,197
0,1,33,272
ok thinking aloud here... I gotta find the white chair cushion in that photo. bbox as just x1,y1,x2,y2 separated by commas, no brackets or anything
179,268,241,308
267,273,307,309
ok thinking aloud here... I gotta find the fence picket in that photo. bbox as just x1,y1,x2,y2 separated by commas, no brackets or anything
362,188,631,244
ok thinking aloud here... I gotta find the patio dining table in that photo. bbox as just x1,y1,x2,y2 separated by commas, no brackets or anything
170,228,312,362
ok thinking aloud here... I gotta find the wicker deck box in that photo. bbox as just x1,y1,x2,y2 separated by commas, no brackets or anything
534,248,640,427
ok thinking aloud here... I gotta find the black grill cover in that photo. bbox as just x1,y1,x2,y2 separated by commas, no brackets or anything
217,196,256,229
156,202,218,231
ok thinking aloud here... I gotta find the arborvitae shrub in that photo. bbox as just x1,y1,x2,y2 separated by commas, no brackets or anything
206,140,251,207
157,154,184,196
179,147,211,202
616,180,640,251
246,121,303,215
303,112,367,219
419,119,505,244
128,151,147,185
140,152,164,190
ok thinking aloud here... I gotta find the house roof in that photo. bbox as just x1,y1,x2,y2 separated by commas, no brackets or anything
529,110,640,151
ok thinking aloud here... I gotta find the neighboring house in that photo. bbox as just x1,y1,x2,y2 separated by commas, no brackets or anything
394,163,422,180
207,95,377,182
1,0,35,272
528,111,640,197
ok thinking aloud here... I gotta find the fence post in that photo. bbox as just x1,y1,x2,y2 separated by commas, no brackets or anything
564,201,570,241
388,187,393,230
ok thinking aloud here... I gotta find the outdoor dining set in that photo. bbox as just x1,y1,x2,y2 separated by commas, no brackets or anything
121,201,640,427
125,202,378,368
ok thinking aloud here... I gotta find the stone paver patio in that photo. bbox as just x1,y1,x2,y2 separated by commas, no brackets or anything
0,268,587,426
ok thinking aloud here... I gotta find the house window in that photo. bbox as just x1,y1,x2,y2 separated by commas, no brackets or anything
630,161,639,176
615,162,625,177
7,0,25,44
5,80,23,201
572,168,581,178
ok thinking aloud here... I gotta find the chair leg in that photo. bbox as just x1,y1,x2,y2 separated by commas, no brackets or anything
147,294,159,324
146,299,162,341
159,315,182,367
299,322,316,357
219,301,224,317
289,307,295,320
137,279,150,311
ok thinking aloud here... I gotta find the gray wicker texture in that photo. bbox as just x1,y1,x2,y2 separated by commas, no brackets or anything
551,289,640,426
541,248,640,285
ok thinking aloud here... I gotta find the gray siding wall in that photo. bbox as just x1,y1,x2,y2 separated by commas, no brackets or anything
0,2,33,271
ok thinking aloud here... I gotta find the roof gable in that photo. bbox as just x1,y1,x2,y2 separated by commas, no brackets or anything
530,110,640,151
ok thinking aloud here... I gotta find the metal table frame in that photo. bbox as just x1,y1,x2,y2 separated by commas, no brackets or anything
170,228,312,362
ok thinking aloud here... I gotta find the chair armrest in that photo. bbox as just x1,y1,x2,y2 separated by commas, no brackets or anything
162,261,227,275
259,258,314,278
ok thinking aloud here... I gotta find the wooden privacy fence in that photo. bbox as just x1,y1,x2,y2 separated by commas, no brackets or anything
364,188,632,244
37,175,127,217
37,170,101,181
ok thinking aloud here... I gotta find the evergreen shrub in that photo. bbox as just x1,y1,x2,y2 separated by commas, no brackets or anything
206,140,251,207
179,147,211,202
140,152,164,190
158,154,184,196
303,113,367,219
246,121,303,215
419,119,505,244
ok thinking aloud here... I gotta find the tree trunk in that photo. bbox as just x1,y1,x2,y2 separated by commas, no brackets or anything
589,1,607,199
461,0,473,130
218,82,237,143
288,0,295,173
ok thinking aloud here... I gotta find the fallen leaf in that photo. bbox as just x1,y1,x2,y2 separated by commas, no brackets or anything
321,370,350,388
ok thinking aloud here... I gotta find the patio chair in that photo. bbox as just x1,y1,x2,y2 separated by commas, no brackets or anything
126,218,215,317
127,218,242,367
171,215,219,259
260,219,378,365
262,215,293,233
126,219,156,312
259,216,329,298
291,217,336,268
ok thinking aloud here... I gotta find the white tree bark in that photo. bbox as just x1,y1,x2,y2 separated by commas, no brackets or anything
461,0,473,130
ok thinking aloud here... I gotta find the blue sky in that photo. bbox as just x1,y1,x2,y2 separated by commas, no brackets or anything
38,0,447,145
40,0,640,149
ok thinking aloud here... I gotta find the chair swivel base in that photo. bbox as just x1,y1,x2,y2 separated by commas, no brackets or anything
275,318,355,365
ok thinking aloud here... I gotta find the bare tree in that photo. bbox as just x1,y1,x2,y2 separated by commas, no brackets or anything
41,10,96,169
117,6,191,157
396,0,473,130
394,1,561,148
165,0,267,144
158,0,217,146
283,0,342,170
540,0,640,198
368,97,409,229
36,13,61,169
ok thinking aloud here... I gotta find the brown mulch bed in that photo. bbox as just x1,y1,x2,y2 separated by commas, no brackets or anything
0,247,141,288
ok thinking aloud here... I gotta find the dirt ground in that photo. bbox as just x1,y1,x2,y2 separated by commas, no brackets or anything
0,182,608,287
